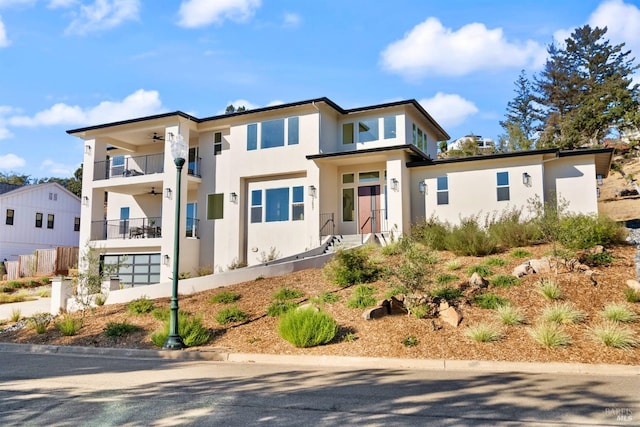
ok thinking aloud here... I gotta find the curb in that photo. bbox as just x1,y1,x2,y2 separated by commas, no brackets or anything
0,342,637,376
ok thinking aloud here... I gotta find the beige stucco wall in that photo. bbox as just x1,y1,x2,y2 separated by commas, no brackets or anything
543,155,598,215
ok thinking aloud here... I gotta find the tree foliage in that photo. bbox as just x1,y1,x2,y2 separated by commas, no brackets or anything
499,70,537,151
0,165,82,197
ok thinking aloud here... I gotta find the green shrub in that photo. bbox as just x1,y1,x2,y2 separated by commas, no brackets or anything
28,313,52,334
104,321,139,337
473,293,509,309
309,291,340,305
126,296,154,315
483,257,507,267
496,304,526,325
410,304,429,319
466,265,493,277
395,242,438,293
600,303,638,323
529,322,572,347
55,315,83,336
272,287,304,301
589,321,638,349
215,305,249,325
346,285,377,309
411,216,448,250
445,259,462,270
323,247,380,287
581,252,614,267
151,312,211,347
10,308,20,322
94,293,107,306
625,288,640,303
278,308,338,348
401,335,419,347
266,301,298,317
491,275,520,288
510,249,532,258
384,285,409,299
465,323,503,342
429,286,463,301
435,273,458,286
537,279,562,300
209,290,241,304
558,214,627,249
488,208,540,248
541,302,585,324
445,217,497,256
342,332,357,342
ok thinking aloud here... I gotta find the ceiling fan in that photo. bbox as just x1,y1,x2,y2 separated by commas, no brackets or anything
147,187,161,196
150,132,164,142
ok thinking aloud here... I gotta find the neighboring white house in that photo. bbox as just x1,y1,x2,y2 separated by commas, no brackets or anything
0,182,81,261
448,134,495,152
67,97,612,286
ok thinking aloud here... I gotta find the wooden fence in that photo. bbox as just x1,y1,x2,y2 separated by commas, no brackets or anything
3,247,79,281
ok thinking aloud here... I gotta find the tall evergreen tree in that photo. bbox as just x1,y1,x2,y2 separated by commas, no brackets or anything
500,70,537,151
534,25,640,149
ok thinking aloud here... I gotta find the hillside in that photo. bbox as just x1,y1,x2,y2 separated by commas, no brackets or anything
598,156,640,222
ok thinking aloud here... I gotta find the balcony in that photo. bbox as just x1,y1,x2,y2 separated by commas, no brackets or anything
94,153,164,181
91,217,162,241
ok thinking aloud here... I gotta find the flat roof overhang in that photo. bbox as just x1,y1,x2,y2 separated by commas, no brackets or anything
306,144,429,166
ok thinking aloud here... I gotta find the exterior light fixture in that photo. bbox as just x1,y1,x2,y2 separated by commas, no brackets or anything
230,192,238,203
165,188,172,199
418,181,427,194
522,172,532,186
82,196,89,206
391,178,399,191
85,145,91,155
164,131,188,350
596,174,603,186
163,255,170,266
308,185,317,198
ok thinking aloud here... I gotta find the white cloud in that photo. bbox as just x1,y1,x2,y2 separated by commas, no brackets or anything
0,0,36,7
177,0,261,28
0,126,12,139
0,153,25,169
8,89,165,127
283,12,301,28
48,0,78,8
0,16,10,47
588,0,640,59
40,159,77,176
64,0,140,35
419,93,478,128
380,17,546,79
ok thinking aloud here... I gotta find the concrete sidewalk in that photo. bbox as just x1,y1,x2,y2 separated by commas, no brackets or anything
0,298,51,320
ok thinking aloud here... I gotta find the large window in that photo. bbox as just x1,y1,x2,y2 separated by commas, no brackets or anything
358,119,379,142
288,117,299,145
342,123,354,144
266,188,289,222
103,253,160,287
214,132,222,155
47,214,54,229
384,116,396,139
247,123,258,151
35,212,43,228
292,186,304,221
437,176,449,205
207,194,224,220
251,190,262,223
5,209,14,225
342,188,354,222
497,172,510,201
247,117,300,151
261,119,285,149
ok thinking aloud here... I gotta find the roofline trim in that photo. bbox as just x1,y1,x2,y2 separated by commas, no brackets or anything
306,144,429,161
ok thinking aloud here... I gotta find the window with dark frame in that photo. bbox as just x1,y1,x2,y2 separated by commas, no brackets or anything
207,193,224,220
436,176,449,205
47,214,54,229
292,186,304,221
6,209,14,225
214,131,222,155
74,217,80,231
35,212,43,228
251,190,262,223
497,171,510,201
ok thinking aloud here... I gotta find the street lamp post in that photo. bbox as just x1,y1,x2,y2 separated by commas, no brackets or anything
163,132,188,350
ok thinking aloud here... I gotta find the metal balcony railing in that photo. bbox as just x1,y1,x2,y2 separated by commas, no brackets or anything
91,217,162,240
94,153,164,181
188,157,202,177
186,217,199,238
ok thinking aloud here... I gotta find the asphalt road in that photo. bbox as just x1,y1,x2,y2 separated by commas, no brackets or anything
0,350,637,426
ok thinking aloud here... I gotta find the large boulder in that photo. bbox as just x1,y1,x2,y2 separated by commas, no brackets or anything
627,279,640,292
439,306,462,327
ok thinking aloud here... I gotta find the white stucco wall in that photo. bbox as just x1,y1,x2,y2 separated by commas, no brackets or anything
543,155,598,215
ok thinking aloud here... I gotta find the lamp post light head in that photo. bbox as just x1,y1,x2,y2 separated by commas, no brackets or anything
170,133,188,166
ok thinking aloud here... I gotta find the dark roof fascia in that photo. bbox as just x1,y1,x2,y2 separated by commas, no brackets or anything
307,144,429,161
407,148,558,167
66,111,199,135
557,147,614,158
198,97,343,122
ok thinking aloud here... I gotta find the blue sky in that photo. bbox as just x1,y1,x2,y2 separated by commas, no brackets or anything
1,0,639,179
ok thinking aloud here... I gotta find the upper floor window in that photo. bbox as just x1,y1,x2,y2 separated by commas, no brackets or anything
247,124,258,151
47,214,55,229
247,117,300,151
358,119,379,142
214,132,222,155
437,176,449,205
5,209,14,225
74,217,80,232
342,123,354,145
288,117,299,145
48,192,58,201
359,171,380,183
262,119,285,149
497,172,510,201
384,116,396,139
35,212,43,228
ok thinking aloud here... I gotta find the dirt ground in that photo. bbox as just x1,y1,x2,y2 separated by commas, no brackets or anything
1,242,638,366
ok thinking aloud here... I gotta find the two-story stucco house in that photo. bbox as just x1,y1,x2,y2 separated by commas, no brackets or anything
0,182,81,261
67,97,612,286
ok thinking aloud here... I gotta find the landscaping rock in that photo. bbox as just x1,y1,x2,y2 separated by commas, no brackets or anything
469,272,489,288
362,305,388,320
627,279,640,291
389,296,408,314
512,263,533,278
439,306,462,327
529,258,552,274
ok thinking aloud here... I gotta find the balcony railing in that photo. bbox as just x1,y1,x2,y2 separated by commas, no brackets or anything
186,217,199,238
188,157,202,177
94,153,164,181
91,217,162,240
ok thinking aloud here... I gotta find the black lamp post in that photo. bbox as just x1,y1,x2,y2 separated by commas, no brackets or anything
163,132,188,350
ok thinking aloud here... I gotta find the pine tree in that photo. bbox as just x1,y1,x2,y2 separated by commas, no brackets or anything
500,70,537,151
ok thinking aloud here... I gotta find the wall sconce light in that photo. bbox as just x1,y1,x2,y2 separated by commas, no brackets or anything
418,181,427,194
230,192,238,203
165,188,172,199
82,196,89,206
522,172,532,186
308,185,317,198
596,174,603,186
84,145,91,155
596,187,601,198
390,178,399,191
163,255,170,266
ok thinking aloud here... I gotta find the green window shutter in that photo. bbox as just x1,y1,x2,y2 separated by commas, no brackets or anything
207,193,224,220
